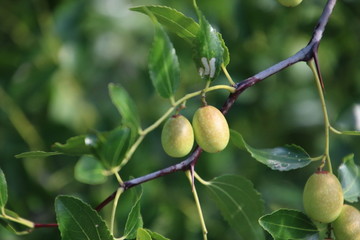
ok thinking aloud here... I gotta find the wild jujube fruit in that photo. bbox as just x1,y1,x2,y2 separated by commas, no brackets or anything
302,171,343,223
161,114,194,158
192,105,229,153
277,0,303,7
332,204,360,240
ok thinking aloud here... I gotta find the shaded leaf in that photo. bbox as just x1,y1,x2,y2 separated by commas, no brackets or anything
0,169,7,209
130,5,199,42
338,154,360,203
52,135,92,156
136,228,151,240
95,127,134,169
109,83,140,130
55,195,113,240
193,10,224,81
74,155,107,185
231,130,311,171
124,187,143,239
149,24,180,98
15,151,62,159
204,174,265,240
259,209,318,240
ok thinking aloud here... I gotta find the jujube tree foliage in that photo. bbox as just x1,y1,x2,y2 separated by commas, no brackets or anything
1,0,360,239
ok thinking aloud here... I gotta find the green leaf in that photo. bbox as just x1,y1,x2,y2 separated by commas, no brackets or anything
0,169,8,209
205,174,265,240
95,127,134,169
259,209,318,240
131,5,230,70
338,154,360,203
55,195,113,240
52,135,92,156
109,83,140,130
193,10,224,81
145,229,170,240
74,155,107,185
15,151,62,158
130,5,199,43
124,187,143,239
231,130,311,171
136,228,151,240
148,24,180,98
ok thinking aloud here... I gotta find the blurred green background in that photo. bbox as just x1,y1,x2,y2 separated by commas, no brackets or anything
0,0,359,239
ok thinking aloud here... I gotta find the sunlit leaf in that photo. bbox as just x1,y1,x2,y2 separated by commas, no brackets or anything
52,135,92,156
15,151,62,159
204,174,265,240
55,195,113,240
338,154,360,203
130,5,199,42
149,24,180,98
136,228,151,240
74,155,107,185
124,187,143,239
231,130,311,171
131,5,230,69
109,83,140,130
259,209,318,239
0,169,8,209
193,10,224,81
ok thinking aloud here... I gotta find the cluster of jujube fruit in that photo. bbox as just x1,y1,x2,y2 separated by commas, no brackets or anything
303,171,360,239
161,105,229,157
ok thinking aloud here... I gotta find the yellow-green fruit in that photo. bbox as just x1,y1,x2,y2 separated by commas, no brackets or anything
161,115,194,158
303,171,343,223
277,0,303,7
192,105,229,153
333,204,360,240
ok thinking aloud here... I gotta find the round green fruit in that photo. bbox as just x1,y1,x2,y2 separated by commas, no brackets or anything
192,105,229,153
161,114,194,158
277,0,303,7
303,171,343,223
333,204,360,240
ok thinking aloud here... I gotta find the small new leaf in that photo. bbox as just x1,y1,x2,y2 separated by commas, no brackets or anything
0,169,8,210
149,24,180,99
205,174,265,240
259,209,318,239
338,154,360,203
231,130,311,171
55,195,113,240
74,155,107,185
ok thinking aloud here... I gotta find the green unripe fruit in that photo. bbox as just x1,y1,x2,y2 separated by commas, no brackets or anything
277,0,303,7
303,171,343,223
333,204,360,240
192,105,229,153
161,114,194,158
